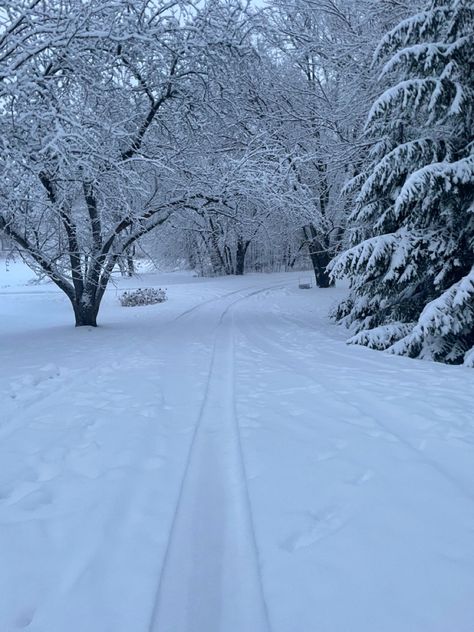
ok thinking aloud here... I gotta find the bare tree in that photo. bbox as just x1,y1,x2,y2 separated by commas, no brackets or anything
0,0,215,325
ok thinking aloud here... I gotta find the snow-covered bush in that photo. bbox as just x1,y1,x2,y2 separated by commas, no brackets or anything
119,288,167,307
330,0,474,366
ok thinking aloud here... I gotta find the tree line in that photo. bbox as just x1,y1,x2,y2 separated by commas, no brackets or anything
0,0,472,366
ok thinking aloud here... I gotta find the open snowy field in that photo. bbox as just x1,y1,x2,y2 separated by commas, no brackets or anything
1,261,473,632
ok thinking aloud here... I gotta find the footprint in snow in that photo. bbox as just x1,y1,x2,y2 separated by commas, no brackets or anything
366,428,399,442
142,456,165,470
36,460,61,482
9,364,61,395
444,430,474,445
282,508,347,552
20,466,39,482
315,450,339,462
315,439,347,462
351,469,374,486
0,484,14,501
0,467,41,504
16,488,53,511
42,445,68,463
13,607,36,629
66,443,103,479
240,415,261,429
139,406,162,418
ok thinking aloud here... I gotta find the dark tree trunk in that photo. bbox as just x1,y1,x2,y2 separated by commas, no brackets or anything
223,244,234,275
303,224,335,288
125,243,135,277
126,254,135,277
235,238,250,275
72,298,101,327
309,249,334,288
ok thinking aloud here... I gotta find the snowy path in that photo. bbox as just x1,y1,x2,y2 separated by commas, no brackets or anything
1,267,474,632
151,291,271,632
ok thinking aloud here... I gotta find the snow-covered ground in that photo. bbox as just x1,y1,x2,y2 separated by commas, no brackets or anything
1,260,473,632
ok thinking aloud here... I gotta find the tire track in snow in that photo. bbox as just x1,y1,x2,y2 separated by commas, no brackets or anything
0,283,281,630
48,285,274,620
148,287,279,632
170,284,259,323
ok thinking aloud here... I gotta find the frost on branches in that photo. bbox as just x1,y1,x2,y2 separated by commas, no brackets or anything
330,0,474,366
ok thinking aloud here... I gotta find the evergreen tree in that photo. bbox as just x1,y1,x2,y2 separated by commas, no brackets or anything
330,0,474,366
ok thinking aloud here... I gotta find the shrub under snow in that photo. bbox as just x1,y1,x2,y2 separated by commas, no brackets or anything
119,288,167,307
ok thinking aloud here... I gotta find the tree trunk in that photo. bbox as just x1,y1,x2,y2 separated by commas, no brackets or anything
126,254,135,277
72,299,101,327
223,244,234,275
235,238,250,275
303,225,334,288
309,249,334,288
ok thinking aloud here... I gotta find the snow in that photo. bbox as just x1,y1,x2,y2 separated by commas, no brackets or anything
347,321,414,349
395,156,474,216
1,260,474,632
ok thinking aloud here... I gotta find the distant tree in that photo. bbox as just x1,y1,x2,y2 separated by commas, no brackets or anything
330,0,474,366
148,0,305,278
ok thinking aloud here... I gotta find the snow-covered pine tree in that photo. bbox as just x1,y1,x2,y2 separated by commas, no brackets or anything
329,0,474,366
